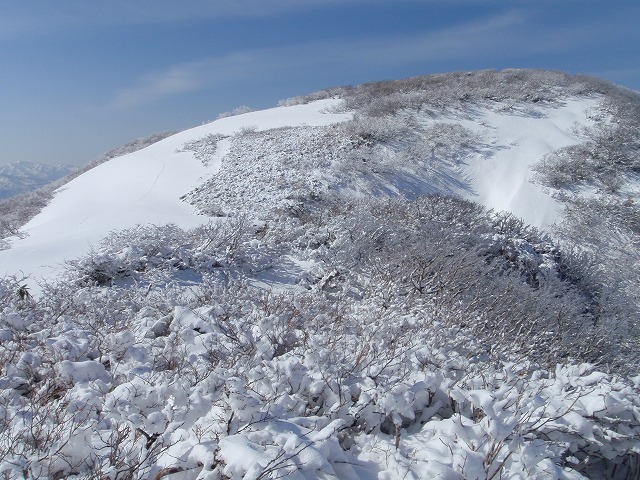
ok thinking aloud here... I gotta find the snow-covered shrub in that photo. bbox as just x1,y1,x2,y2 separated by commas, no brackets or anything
534,83,640,192
216,105,255,119
553,197,640,346
277,86,354,107
186,80,568,232
65,220,253,288
67,224,196,286
341,113,414,146
1,187,639,479
339,69,612,117
530,87,640,369
359,121,485,199
284,195,625,369
534,122,640,191
419,122,482,161
0,188,50,243
487,212,560,288
1,267,639,479
180,133,227,165
184,125,352,218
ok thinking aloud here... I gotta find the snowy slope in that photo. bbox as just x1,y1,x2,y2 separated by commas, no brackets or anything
452,97,600,228
183,97,600,230
0,96,600,289
0,100,350,287
2,72,639,480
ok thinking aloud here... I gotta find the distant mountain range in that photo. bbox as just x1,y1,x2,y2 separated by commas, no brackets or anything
0,160,75,200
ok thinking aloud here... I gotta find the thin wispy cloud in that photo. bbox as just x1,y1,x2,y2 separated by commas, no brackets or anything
107,53,262,110
109,63,206,110
267,8,617,70
336,10,530,65
106,8,609,110
0,0,381,39
0,0,524,42
0,10,67,39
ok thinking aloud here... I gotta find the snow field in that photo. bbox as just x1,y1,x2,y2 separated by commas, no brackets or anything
431,97,601,230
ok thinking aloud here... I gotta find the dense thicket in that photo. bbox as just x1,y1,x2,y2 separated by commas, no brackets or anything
2,207,639,478
281,69,617,115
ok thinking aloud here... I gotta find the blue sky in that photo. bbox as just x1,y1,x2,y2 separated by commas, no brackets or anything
1,0,638,167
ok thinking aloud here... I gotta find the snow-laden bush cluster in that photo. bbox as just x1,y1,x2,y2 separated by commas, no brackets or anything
184,125,351,218
216,106,255,119
281,69,614,117
532,85,640,336
534,91,640,193
0,190,48,248
268,195,637,370
181,79,640,372
2,238,640,478
3,190,640,479
184,112,483,219
180,134,228,166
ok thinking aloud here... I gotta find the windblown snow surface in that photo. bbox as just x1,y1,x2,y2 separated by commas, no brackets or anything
454,98,598,228
2,88,640,480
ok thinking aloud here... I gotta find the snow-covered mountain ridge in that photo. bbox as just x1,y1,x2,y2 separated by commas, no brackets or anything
0,99,350,283
0,95,603,284
0,161,75,201
1,69,639,479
